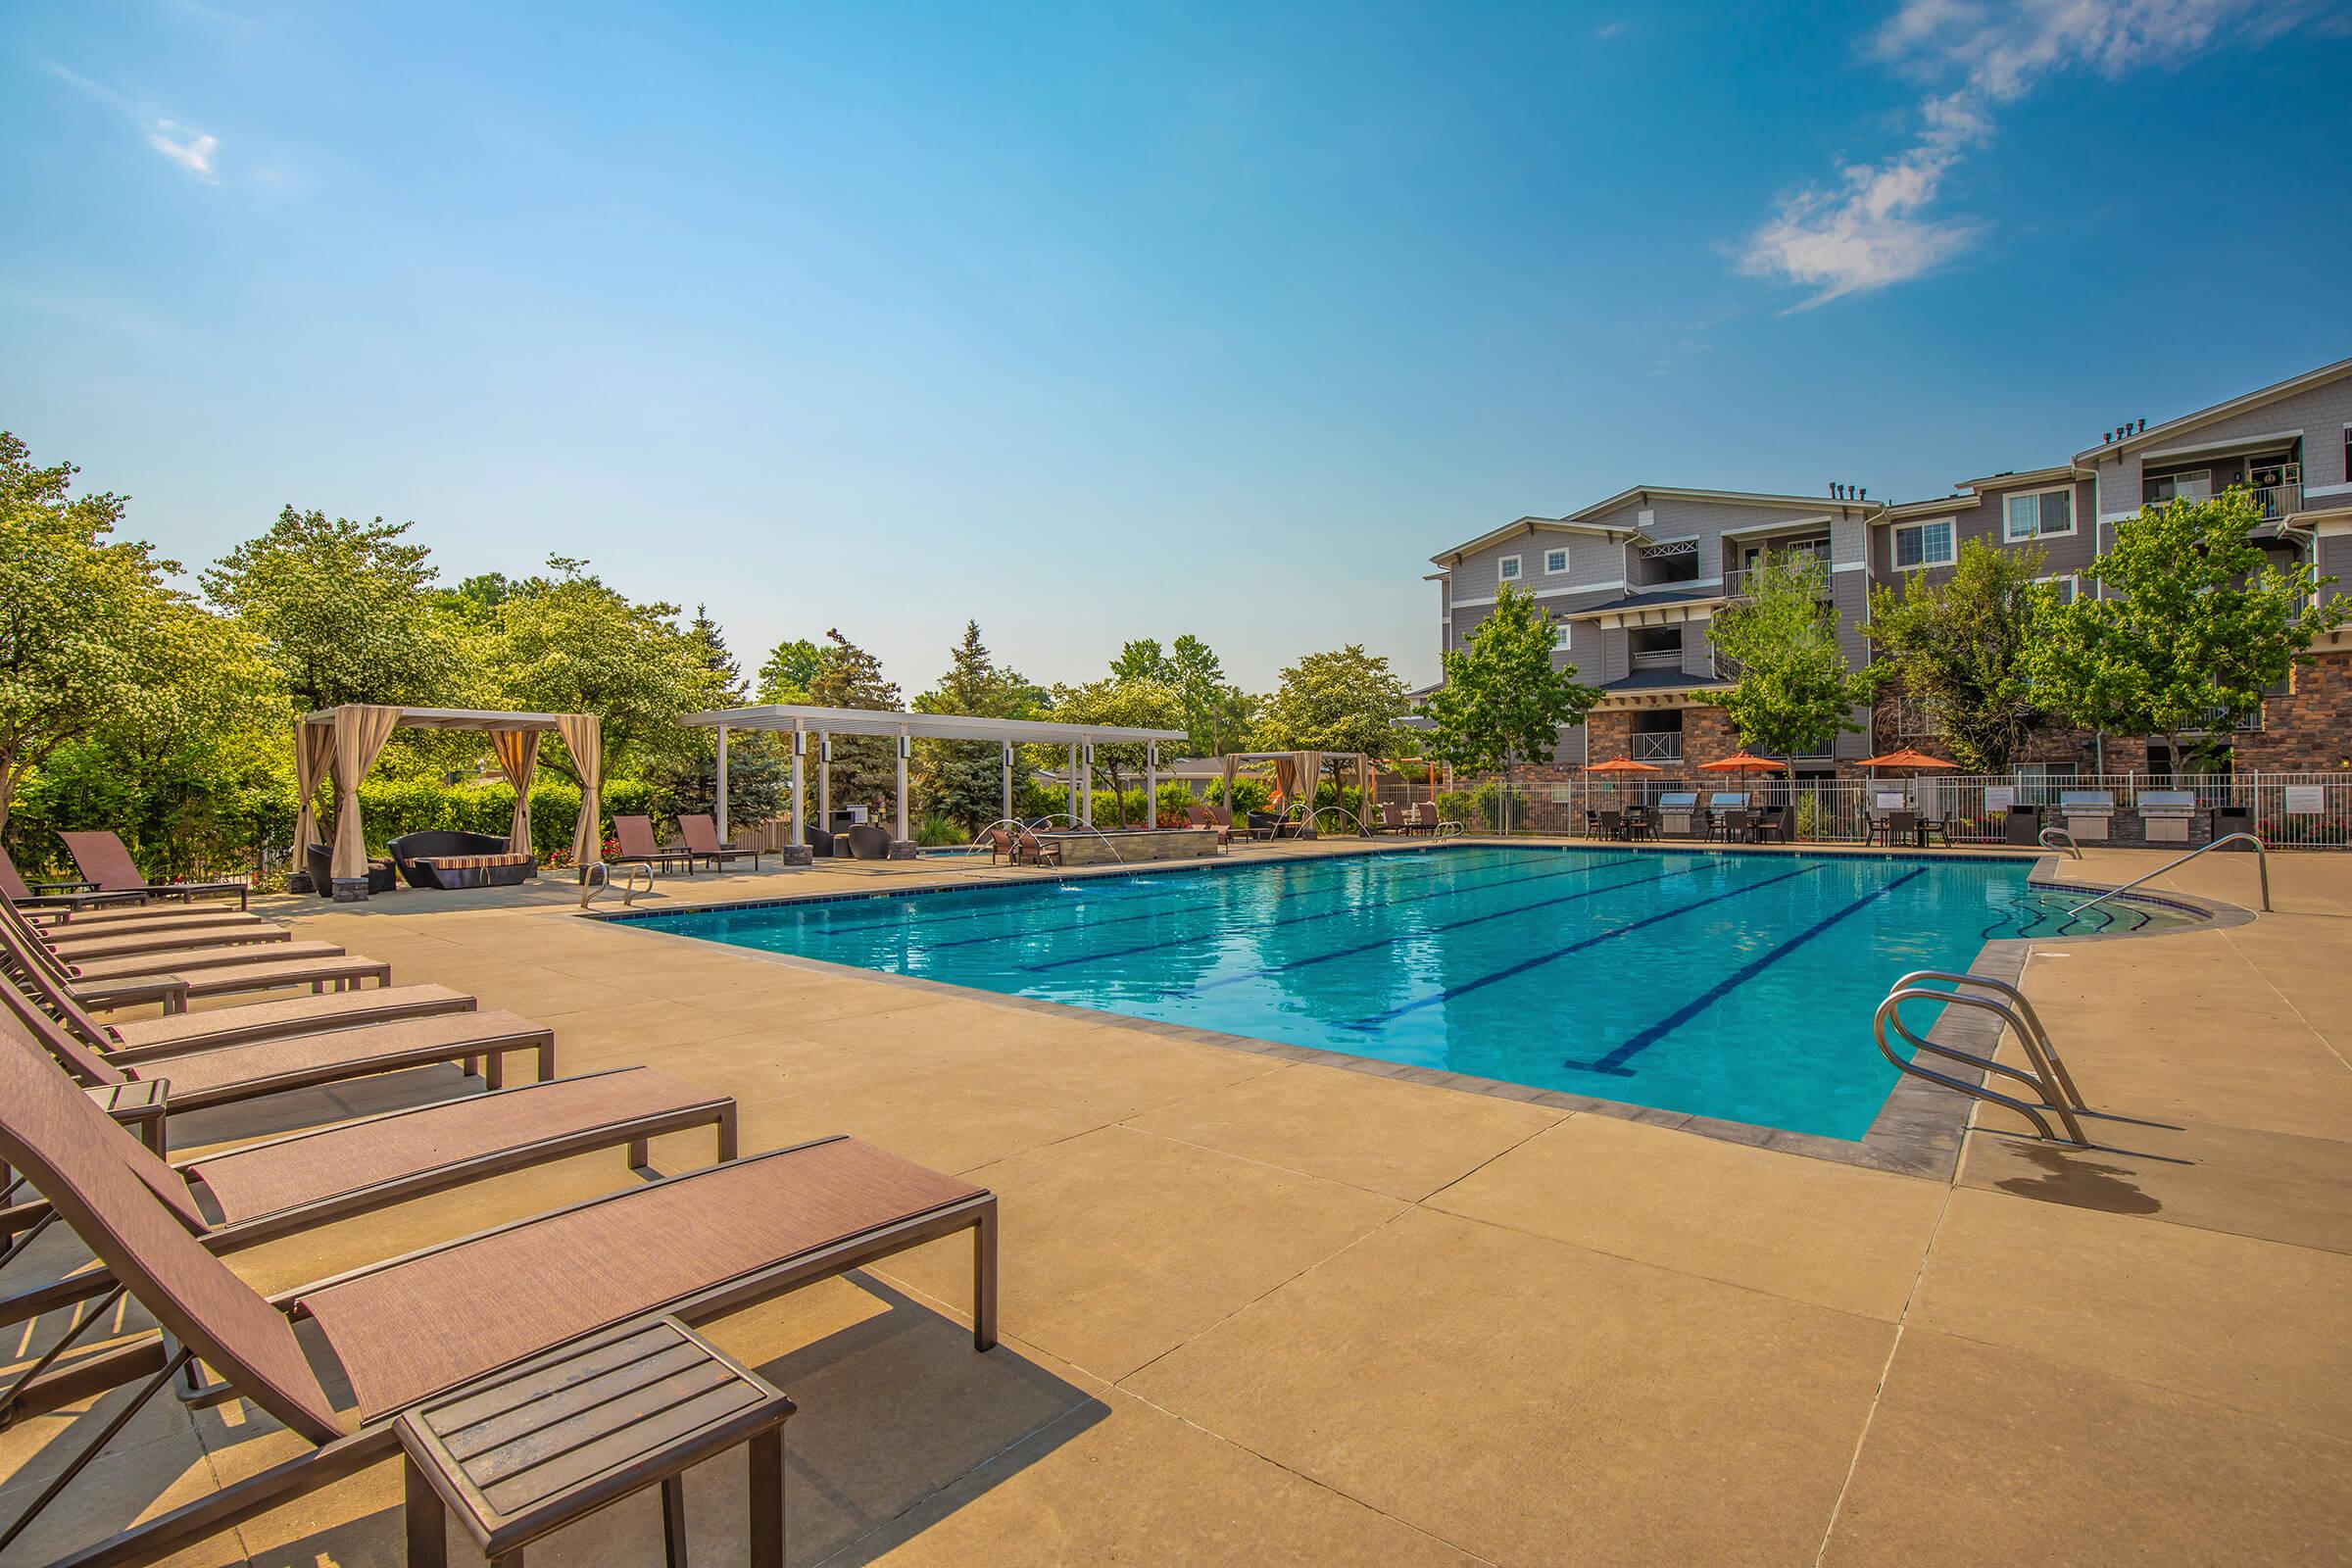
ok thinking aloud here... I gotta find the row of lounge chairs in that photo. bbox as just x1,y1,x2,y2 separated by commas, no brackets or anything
0,842,998,1565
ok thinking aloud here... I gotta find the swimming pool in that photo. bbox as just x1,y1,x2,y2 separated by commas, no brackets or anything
629,846,2190,1140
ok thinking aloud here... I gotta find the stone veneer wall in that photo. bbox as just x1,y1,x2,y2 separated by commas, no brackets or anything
2229,652,2352,771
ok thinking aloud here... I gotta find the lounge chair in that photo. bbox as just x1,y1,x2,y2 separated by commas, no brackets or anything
985,825,1061,867
677,812,762,871
612,814,696,876
0,1027,736,1325
846,822,896,860
0,1049,997,1568
1185,806,1233,847
1412,803,1441,834
1,900,391,1016
0,953,556,1112
23,914,290,963
56,830,249,910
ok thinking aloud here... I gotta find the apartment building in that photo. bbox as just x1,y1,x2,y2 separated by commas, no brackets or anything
1428,355,2352,777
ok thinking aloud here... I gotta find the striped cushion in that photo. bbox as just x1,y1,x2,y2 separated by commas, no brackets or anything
414,853,535,870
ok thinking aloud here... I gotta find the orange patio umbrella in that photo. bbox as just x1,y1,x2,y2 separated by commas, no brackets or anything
1699,752,1788,772
1586,758,1663,774
1857,747,1957,770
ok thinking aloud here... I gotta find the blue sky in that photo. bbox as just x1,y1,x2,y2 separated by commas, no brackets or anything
7,2,2351,694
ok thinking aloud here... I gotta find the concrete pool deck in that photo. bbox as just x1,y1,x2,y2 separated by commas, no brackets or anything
3,838,2346,1564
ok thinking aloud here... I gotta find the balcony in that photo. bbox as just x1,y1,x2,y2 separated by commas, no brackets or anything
1724,564,1835,601
1632,731,1684,763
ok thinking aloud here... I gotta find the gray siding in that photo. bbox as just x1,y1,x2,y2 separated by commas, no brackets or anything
1869,475,2095,584
1446,527,1625,604
2086,374,2352,519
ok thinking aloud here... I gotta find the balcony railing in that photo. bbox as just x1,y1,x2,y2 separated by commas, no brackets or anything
1632,732,1685,762
2145,481,2301,519
1631,649,1684,669
1725,562,1836,600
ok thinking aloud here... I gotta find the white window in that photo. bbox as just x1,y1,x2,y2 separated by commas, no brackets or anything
1544,547,1569,575
1553,621,1572,650
2037,573,2080,606
2004,487,2075,540
1497,554,1522,582
1892,518,1955,569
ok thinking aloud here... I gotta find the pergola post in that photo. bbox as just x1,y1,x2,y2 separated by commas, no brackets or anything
890,731,915,858
1001,741,1013,824
715,725,730,845
1082,744,1095,827
818,734,831,832
1066,744,1079,823
783,730,811,865
1145,744,1157,831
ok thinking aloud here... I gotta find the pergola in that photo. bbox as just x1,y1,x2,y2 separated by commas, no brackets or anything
677,705,1186,860
293,705,604,899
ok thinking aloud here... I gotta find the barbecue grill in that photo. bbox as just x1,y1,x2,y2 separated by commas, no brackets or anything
2135,789,2200,845
2059,789,2116,842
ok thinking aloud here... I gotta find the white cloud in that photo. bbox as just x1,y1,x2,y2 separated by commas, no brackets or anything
1739,1,2317,307
1595,21,1626,39
147,121,220,180
44,61,221,183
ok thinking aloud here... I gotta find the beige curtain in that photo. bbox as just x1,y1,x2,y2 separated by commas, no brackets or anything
491,728,542,855
559,712,604,871
1294,751,1323,819
1359,755,1376,834
329,704,404,882
290,720,336,857
1271,756,1297,808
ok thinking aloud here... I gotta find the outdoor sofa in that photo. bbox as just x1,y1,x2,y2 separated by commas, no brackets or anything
387,831,538,891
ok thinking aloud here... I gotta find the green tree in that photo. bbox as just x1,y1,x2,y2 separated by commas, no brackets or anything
757,637,823,704
0,433,203,833
2023,488,2348,763
202,507,459,711
1256,644,1413,811
488,559,721,785
1051,677,1183,827
1866,538,2054,772
912,620,1046,829
1699,550,1878,758
807,628,902,809
1109,638,1173,684
1418,586,1598,827
1168,634,1254,758
686,604,746,706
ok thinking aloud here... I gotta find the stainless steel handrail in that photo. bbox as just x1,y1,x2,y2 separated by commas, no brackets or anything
1874,978,2089,1145
1890,969,2083,1109
578,861,654,908
2065,831,2269,917
2037,826,2082,859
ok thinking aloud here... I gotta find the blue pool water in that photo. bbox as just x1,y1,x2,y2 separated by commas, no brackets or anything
629,846,2188,1140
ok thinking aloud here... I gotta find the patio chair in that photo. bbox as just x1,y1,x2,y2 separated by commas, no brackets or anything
0,898,393,1016
1597,808,1624,841
0,1026,737,1324
1,850,270,929
846,822,896,860
1877,810,1919,848
677,813,763,872
56,831,249,910
1411,803,1440,834
0,1046,996,1568
1755,804,1788,844
1717,808,1755,844
304,841,399,896
612,815,696,877
985,825,1062,867
1185,807,1233,847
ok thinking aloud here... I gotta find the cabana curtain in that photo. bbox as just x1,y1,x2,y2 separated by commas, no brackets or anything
289,721,337,860
490,729,541,855
1270,756,1296,807
1294,751,1324,819
558,712,605,871
329,704,403,882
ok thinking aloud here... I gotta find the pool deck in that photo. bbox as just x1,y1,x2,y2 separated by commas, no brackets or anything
5,837,2348,1564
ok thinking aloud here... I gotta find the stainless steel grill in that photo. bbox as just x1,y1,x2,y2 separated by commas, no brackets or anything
2135,789,2200,845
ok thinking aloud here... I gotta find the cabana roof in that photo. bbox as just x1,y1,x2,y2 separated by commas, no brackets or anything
678,704,1183,745
299,706,566,732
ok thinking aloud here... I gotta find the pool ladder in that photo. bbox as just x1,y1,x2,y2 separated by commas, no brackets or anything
1873,970,2091,1145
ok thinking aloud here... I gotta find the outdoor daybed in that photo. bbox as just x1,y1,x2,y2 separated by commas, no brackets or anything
387,831,539,890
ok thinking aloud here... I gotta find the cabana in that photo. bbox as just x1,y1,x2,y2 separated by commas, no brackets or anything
1202,751,1388,835
292,706,604,901
677,705,1186,861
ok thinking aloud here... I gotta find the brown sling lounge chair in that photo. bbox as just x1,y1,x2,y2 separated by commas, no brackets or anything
0,1026,738,1330
18,906,292,963
0,845,232,916
0,1043,998,1568
56,831,250,910
677,812,762,871
2,900,393,1014
0,962,558,1116
612,813,696,876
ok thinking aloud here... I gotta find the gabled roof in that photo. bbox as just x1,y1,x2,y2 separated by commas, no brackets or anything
1955,464,2078,492
1568,485,1883,523
2074,354,2352,466
1429,514,1640,567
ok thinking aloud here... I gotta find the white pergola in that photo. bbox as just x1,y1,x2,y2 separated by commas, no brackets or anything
677,704,1186,858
